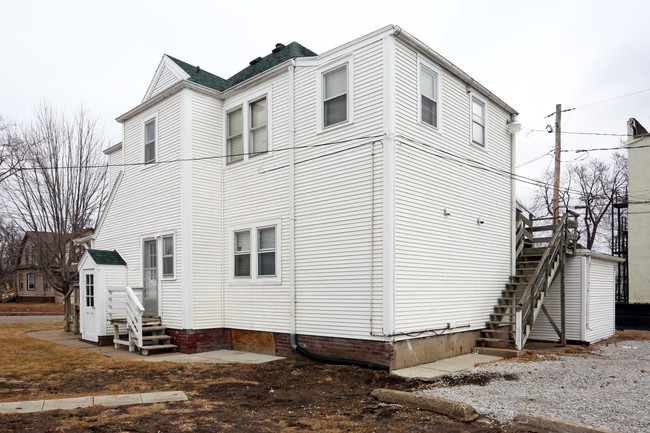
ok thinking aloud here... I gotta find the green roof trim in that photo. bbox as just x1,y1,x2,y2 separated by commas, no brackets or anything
87,249,127,266
166,42,317,93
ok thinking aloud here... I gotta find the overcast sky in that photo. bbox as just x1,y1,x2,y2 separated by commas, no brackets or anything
2,0,649,203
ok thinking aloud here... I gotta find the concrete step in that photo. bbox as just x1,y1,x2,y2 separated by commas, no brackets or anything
473,346,523,358
140,344,177,356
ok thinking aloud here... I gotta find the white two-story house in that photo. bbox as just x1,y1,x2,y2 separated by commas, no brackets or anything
79,25,522,369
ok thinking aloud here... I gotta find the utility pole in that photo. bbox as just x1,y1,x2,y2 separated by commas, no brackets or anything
553,103,562,225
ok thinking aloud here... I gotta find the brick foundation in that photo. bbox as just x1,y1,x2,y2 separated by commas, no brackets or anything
167,328,232,354
163,327,481,370
98,335,114,346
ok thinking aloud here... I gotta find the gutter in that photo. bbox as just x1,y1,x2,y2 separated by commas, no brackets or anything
392,25,519,116
103,142,122,155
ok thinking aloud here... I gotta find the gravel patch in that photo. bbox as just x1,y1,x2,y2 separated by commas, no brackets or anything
421,341,650,433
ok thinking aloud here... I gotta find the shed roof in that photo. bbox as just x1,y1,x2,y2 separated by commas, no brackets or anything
87,249,126,266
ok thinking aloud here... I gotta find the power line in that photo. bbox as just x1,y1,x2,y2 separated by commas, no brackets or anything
528,129,631,137
573,88,650,110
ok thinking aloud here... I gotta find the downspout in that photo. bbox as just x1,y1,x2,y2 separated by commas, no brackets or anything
287,60,388,372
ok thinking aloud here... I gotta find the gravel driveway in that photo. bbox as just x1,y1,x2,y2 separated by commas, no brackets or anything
422,340,649,433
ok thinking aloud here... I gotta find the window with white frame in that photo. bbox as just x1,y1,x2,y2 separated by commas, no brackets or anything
234,230,251,277
249,97,268,156
85,274,94,308
231,222,279,281
144,118,156,163
162,234,174,278
322,65,348,128
472,97,486,146
420,64,439,128
257,226,276,276
226,92,270,165
27,273,35,291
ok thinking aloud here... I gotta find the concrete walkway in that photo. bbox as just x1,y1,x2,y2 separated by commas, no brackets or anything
0,315,64,322
27,329,284,364
0,391,188,414
392,353,502,380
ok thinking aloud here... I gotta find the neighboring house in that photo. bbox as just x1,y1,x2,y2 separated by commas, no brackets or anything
14,232,59,302
80,25,543,368
14,230,91,303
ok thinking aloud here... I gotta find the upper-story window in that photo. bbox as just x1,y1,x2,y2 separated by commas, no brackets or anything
472,97,486,146
420,64,439,128
323,65,348,128
144,118,156,164
226,91,271,165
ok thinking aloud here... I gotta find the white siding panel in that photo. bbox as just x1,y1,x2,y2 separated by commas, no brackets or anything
94,93,183,329
108,149,122,189
293,39,384,339
150,65,181,98
393,39,513,335
585,257,616,343
191,91,224,329
530,256,585,342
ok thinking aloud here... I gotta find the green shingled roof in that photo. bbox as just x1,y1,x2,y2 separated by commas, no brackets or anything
167,42,317,92
87,249,126,266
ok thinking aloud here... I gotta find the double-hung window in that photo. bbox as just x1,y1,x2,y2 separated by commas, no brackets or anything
85,274,94,308
27,274,35,291
420,64,439,128
162,235,174,278
231,222,279,282
144,118,156,164
225,91,271,165
323,65,348,128
472,97,486,146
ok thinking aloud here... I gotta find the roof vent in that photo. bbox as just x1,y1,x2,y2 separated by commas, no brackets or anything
272,43,285,54
195,66,201,73
249,56,262,66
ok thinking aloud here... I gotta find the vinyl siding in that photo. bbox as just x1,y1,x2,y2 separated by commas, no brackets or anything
150,65,181,98
529,256,585,342
585,257,615,343
191,91,224,329
94,92,184,329
392,39,513,335
293,38,384,339
108,148,123,189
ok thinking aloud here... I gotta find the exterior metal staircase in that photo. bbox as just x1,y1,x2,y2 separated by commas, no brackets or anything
108,286,176,355
478,210,579,350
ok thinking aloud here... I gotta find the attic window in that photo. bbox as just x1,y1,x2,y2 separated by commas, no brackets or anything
144,119,156,163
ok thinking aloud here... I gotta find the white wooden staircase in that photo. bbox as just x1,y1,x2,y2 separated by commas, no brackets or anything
107,286,176,355
478,210,579,350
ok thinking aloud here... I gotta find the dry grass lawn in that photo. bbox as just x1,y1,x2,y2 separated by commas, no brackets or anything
0,302,64,314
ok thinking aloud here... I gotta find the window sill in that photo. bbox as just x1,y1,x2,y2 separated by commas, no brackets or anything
317,119,354,135
140,162,159,171
418,119,443,135
224,150,273,169
228,277,281,285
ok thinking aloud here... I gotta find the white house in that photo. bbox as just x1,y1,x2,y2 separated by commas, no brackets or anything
80,25,525,369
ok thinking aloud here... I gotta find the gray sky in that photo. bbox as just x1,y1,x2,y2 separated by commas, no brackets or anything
2,0,649,203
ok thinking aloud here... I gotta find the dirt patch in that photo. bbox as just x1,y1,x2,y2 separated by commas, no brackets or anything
434,372,519,387
0,302,64,315
0,322,520,433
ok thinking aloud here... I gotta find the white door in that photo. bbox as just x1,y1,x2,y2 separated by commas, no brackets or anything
82,271,98,342
142,240,159,316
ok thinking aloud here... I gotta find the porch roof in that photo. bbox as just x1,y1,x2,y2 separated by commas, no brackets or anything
87,249,126,266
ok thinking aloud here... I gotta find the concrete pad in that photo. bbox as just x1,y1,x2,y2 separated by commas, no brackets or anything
43,396,94,411
197,350,284,363
27,329,79,341
423,354,502,372
145,354,211,363
513,413,621,433
391,366,450,379
0,400,44,414
140,391,188,404
94,393,142,407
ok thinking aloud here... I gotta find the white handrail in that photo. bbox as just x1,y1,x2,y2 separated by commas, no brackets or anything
125,286,144,349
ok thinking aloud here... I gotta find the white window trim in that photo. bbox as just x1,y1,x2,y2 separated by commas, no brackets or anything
316,55,354,133
417,55,442,133
161,234,175,280
229,219,281,285
140,231,177,285
85,272,95,309
469,92,488,149
141,112,159,169
223,86,273,167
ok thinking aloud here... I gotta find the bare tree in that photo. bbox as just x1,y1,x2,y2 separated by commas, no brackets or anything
532,152,627,250
0,115,25,184
2,104,108,295
0,219,22,291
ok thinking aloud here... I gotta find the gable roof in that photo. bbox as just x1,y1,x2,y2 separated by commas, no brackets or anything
86,249,127,266
166,41,317,93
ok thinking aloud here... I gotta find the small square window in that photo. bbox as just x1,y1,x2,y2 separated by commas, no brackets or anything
420,65,438,128
323,65,348,127
144,119,156,163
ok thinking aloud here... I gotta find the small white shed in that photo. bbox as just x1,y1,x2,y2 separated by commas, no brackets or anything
78,249,127,343
530,249,623,344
